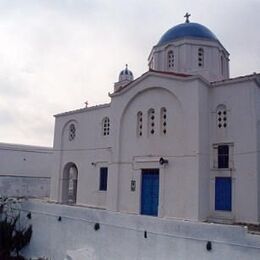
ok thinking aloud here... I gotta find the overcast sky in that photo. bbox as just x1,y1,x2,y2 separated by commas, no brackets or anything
0,0,259,146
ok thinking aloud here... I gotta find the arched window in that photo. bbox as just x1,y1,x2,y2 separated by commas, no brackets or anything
167,50,174,69
148,108,155,135
216,105,228,129
69,124,76,141
137,111,143,137
102,117,110,136
198,48,204,67
160,107,167,135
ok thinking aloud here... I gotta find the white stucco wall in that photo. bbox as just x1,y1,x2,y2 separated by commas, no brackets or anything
0,143,53,197
51,74,209,221
256,86,260,222
22,200,260,260
112,75,204,220
198,81,211,220
148,38,229,82
50,71,260,224
50,104,112,208
210,79,260,223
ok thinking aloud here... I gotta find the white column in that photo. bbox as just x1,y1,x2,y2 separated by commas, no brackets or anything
106,163,119,211
159,166,166,217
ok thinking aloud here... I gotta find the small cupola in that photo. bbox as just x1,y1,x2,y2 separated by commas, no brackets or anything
119,64,134,81
114,64,134,92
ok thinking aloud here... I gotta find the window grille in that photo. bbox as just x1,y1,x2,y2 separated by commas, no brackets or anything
198,48,204,67
69,124,76,141
137,111,143,137
168,50,174,68
160,107,167,135
148,108,155,135
102,117,110,136
216,105,227,128
217,145,229,168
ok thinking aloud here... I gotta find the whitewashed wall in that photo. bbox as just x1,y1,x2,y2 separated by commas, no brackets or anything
148,38,229,82
112,75,204,220
22,200,260,260
51,74,208,221
50,104,111,208
210,79,260,223
0,143,53,198
51,72,260,224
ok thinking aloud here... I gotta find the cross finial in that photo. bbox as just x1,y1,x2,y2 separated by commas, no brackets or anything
184,12,191,23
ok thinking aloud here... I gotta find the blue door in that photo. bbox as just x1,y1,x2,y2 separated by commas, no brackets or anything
141,169,159,216
215,177,232,211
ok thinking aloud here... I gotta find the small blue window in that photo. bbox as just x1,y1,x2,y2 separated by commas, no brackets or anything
99,167,108,191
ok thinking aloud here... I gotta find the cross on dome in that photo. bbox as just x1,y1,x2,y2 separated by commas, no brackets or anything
184,12,191,23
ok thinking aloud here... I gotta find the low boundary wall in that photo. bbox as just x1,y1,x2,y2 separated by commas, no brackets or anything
21,200,260,260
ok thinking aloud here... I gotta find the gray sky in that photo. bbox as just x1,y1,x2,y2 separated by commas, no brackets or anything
0,0,259,146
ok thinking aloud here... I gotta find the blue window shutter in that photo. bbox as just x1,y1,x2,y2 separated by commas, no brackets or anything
215,177,232,211
99,167,108,191
141,169,159,216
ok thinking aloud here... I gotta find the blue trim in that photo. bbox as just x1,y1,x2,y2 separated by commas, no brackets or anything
141,169,159,216
215,177,232,211
99,167,108,191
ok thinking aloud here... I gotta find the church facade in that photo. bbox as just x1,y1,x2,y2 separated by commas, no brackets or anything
49,16,260,224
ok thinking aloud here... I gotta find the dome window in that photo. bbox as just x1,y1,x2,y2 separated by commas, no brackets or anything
167,50,174,69
102,117,110,136
137,111,143,137
198,48,204,67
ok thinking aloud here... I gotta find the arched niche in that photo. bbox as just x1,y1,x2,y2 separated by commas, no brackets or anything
61,162,78,205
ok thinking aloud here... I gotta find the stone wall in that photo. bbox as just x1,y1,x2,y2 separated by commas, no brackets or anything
0,176,50,198
0,143,53,198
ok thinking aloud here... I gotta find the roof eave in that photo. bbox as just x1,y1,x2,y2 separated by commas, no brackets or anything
109,70,210,97
210,73,260,87
54,103,111,118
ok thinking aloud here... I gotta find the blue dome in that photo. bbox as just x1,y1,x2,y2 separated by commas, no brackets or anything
158,22,218,46
119,64,134,82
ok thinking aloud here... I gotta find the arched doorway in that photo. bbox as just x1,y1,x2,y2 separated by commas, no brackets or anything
61,162,78,204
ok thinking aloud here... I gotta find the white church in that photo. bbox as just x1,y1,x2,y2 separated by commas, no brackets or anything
1,15,260,225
